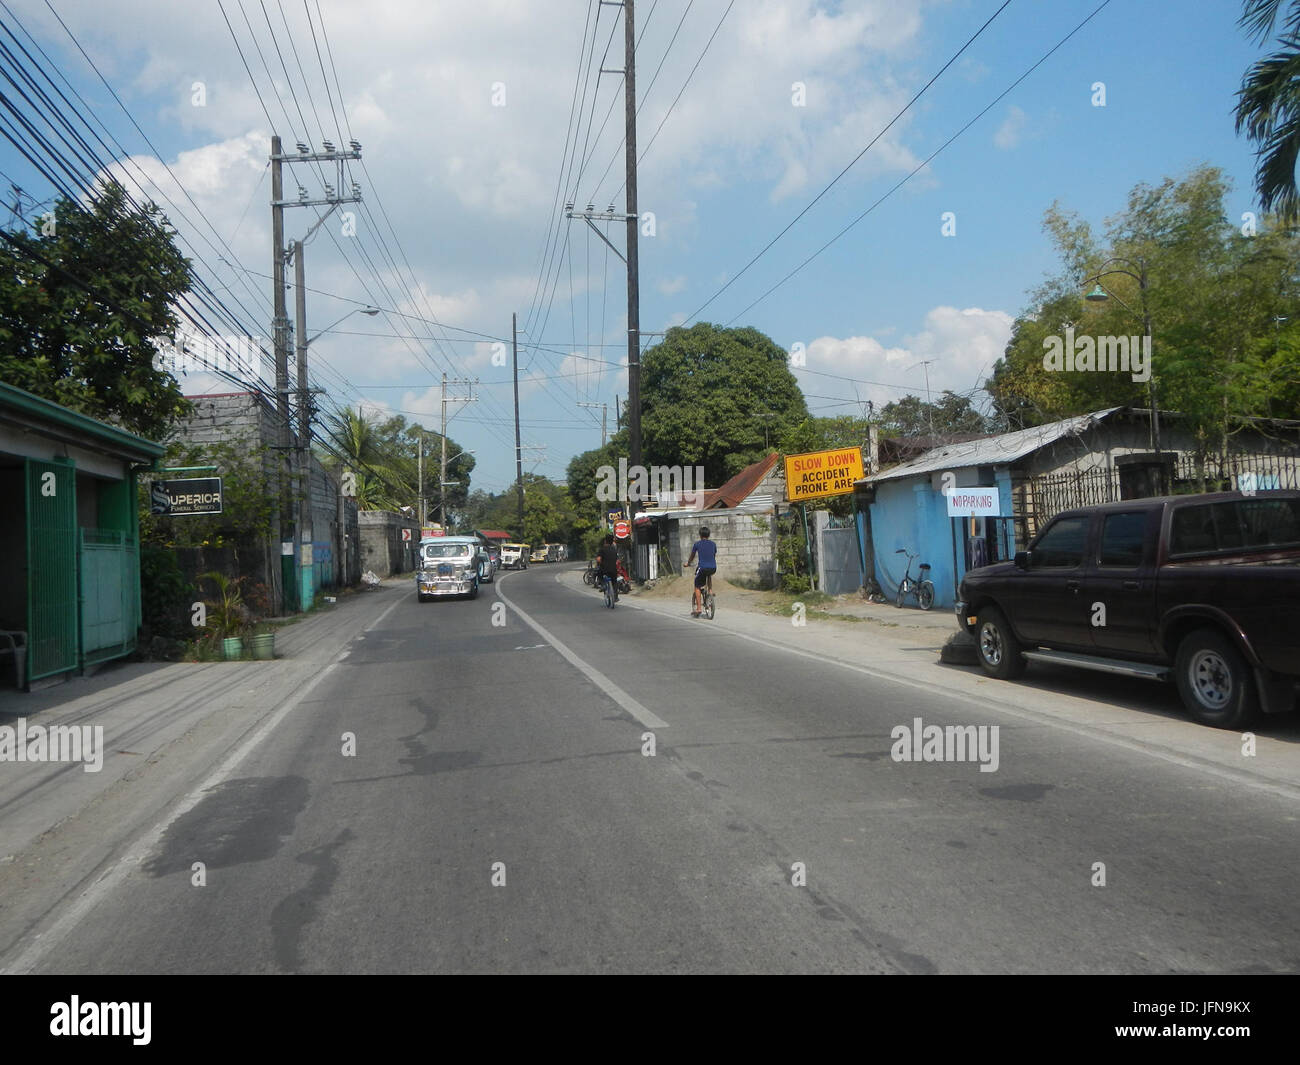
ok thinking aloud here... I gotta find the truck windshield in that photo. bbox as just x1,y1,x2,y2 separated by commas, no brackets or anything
424,544,471,560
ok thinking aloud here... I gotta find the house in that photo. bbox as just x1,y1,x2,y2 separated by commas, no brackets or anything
170,391,359,607
857,406,1300,609
649,454,784,585
0,382,165,689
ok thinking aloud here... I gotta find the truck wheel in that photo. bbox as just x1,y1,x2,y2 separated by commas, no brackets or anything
975,607,1026,679
468,577,479,600
1174,628,1258,729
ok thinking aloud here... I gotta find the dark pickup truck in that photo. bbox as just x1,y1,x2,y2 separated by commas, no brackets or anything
956,491,1300,728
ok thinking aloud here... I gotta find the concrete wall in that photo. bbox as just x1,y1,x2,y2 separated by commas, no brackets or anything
671,509,777,587
358,511,420,577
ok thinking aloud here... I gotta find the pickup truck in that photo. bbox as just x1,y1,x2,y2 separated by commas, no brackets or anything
956,491,1300,728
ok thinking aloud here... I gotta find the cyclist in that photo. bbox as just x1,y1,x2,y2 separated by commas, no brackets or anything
595,533,620,602
686,526,716,617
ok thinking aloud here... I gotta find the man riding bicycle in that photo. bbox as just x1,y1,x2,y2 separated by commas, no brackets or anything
595,533,620,602
686,526,716,617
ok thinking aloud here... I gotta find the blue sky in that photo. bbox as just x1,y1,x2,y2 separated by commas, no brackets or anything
0,0,1277,495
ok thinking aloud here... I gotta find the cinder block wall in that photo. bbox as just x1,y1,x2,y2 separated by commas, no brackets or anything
675,510,776,587
358,511,420,577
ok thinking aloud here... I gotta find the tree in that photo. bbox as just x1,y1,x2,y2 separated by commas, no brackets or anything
0,180,194,437
639,323,808,485
318,405,473,515
1235,0,1300,221
987,166,1300,454
876,392,991,439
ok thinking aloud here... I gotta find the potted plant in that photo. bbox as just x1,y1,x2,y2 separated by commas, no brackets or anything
200,571,250,659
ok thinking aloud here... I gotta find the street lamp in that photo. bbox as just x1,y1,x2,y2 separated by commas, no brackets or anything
1082,257,1160,455
306,306,379,346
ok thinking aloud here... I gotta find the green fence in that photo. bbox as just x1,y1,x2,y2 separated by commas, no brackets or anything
80,528,139,665
25,458,79,681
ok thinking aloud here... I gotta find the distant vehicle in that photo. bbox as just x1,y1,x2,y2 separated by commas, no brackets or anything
481,544,500,581
545,543,563,563
957,491,1300,728
416,536,490,600
500,542,530,569
530,545,549,563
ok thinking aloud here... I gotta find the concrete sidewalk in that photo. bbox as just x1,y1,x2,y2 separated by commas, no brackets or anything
0,580,406,865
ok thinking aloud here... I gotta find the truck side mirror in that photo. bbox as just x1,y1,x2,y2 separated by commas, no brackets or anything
1014,550,1030,571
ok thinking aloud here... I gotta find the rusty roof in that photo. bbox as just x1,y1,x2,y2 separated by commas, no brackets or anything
707,453,781,509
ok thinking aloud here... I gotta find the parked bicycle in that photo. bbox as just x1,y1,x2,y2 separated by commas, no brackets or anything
894,548,935,610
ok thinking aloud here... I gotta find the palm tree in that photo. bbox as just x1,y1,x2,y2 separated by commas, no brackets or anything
322,405,410,511
1236,0,1300,221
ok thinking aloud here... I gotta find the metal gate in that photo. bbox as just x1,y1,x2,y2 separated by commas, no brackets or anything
817,521,864,595
25,457,78,681
81,528,138,665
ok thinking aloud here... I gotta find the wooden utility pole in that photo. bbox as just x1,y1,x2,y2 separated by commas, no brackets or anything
513,312,524,533
271,135,291,612
624,0,641,474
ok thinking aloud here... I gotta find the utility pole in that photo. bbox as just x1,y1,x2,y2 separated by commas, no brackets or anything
624,0,641,477
270,134,362,612
577,401,608,446
293,238,309,613
417,435,424,529
439,373,477,527
513,312,524,534
271,135,289,613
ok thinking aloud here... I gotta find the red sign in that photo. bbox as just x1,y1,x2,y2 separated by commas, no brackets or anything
401,528,412,542
613,520,630,539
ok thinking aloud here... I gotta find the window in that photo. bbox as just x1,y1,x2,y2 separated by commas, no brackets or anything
1169,498,1300,556
1099,512,1147,567
1031,516,1089,568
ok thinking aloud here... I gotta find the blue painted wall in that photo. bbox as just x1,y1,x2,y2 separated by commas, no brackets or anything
868,471,1015,609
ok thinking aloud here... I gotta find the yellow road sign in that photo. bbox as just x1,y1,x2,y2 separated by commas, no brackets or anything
784,447,864,502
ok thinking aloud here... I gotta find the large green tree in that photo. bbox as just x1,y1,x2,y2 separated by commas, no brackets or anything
639,323,808,485
987,166,1300,454
0,180,193,437
1236,0,1300,220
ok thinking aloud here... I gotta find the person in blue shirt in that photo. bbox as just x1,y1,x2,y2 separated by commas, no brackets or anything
687,526,717,617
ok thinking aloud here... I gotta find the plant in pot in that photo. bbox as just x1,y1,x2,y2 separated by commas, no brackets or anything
200,571,251,659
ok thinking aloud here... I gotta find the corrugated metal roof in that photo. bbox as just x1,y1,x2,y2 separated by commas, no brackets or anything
708,453,781,508
863,408,1122,484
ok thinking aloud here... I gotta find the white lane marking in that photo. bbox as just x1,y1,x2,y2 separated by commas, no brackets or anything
495,573,669,730
556,573,1300,804
3,592,407,974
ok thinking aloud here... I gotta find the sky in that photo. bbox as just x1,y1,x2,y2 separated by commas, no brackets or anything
0,0,1278,495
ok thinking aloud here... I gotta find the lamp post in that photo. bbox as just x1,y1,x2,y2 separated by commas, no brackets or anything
305,305,380,347
1082,257,1159,455
438,447,474,529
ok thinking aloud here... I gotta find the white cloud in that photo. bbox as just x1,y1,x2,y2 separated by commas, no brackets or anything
803,306,1014,413
657,275,687,296
993,105,1026,150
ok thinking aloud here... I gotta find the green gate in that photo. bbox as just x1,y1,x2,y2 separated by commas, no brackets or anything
81,529,138,665
25,457,79,681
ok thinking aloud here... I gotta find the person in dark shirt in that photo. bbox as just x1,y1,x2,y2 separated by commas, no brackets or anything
595,533,620,601
687,526,717,616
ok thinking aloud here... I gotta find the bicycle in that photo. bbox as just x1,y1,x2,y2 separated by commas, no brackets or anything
894,548,935,610
601,572,617,609
692,569,715,620
583,559,598,587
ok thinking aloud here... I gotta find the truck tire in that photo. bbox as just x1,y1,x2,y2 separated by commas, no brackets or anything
975,607,1026,679
1174,628,1258,729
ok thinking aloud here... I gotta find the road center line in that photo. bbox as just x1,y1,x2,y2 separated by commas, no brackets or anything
495,573,669,730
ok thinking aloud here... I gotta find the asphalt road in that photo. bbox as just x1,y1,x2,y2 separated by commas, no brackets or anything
8,566,1300,974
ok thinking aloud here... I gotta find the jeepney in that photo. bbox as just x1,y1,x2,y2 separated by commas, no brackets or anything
500,542,530,569
416,536,489,600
